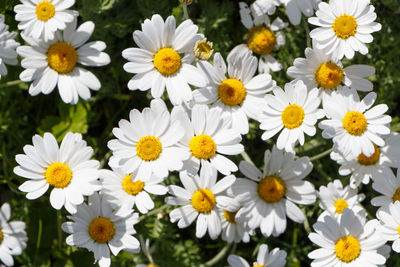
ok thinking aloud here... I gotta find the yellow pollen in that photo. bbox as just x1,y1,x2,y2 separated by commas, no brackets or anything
332,14,358,39
47,42,78,74
392,187,400,203
35,1,55,21
0,228,3,244
223,209,238,224
191,189,216,213
88,217,115,243
357,144,380,166
136,136,162,161
153,48,181,76
315,62,344,89
189,134,216,160
218,79,247,106
342,111,367,136
281,104,305,129
45,162,73,188
122,175,145,195
258,175,286,203
334,198,348,214
247,25,276,55
194,38,214,60
334,235,361,263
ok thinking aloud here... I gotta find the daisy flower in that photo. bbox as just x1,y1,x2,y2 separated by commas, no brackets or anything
100,167,167,214
281,0,320,25
17,19,110,104
232,146,316,237
376,202,400,253
108,99,190,181
287,42,375,99
317,179,365,219
308,0,382,59
14,132,101,213
0,15,20,80
62,193,140,267
193,37,213,61
258,80,324,152
165,166,239,239
172,104,244,176
227,244,287,267
371,168,400,209
0,203,28,267
331,133,400,188
193,51,275,135
122,14,206,105
250,0,280,16
235,2,287,73
319,87,391,158
14,0,78,42
308,208,386,266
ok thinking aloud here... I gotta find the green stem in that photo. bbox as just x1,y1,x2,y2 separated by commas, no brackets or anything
139,204,169,222
302,16,311,48
310,148,333,162
34,218,43,264
0,80,22,88
241,151,254,165
182,3,189,20
57,210,62,250
202,243,232,267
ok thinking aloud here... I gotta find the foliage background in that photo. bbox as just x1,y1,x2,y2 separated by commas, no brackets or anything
1,0,400,266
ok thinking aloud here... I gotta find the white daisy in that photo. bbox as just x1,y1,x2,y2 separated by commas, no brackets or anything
331,133,400,188
235,2,287,73
371,168,400,209
100,167,167,214
281,0,320,25
258,80,324,152
317,179,365,219
193,37,213,61
172,104,244,176
287,41,375,99
319,86,391,158
250,0,280,16
108,99,190,181
227,244,287,267
14,0,78,42
0,203,27,267
62,193,140,267
17,18,110,104
14,132,101,213
122,14,206,105
308,0,382,59
376,202,400,253
0,15,20,80
232,146,316,237
308,208,386,266
165,166,239,239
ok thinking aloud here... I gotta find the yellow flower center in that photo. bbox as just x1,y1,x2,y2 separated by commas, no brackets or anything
334,198,348,214
153,48,181,76
45,162,73,188
0,228,3,244
194,38,213,60
252,265,264,267
342,111,367,136
122,175,145,195
281,104,305,129
191,189,216,213
35,1,55,21
218,79,247,106
392,187,400,203
397,225,400,236
223,209,238,224
88,217,115,243
357,144,380,166
315,62,344,89
189,134,216,160
47,42,78,74
334,235,361,263
258,175,286,203
332,14,358,39
148,264,158,267
247,25,276,55
136,136,162,161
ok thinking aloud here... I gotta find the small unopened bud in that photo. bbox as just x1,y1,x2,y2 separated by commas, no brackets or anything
193,38,214,61
179,0,192,5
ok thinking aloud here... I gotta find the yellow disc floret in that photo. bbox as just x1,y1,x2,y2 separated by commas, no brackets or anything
334,198,348,214
122,175,145,195
357,144,380,166
393,187,400,203
223,209,238,224
45,162,73,188
247,25,276,55
258,175,286,203
218,79,247,106
281,104,305,129
153,48,181,76
189,134,217,160
191,189,216,213
88,217,115,243
136,136,162,161
342,111,367,136
315,62,344,89
35,1,55,21
334,235,361,263
47,42,78,74
332,14,358,39
0,228,3,244
252,265,263,267
397,225,400,236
